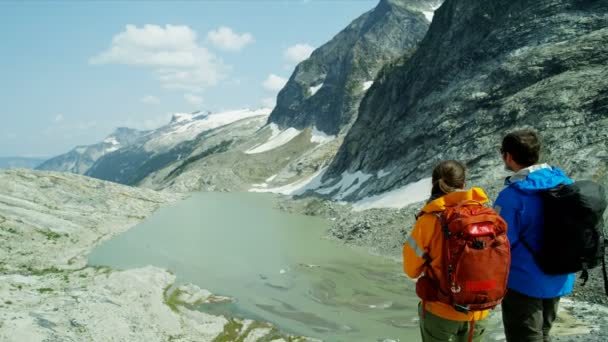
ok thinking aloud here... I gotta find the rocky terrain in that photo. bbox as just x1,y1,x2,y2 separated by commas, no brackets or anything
322,0,607,201
141,124,341,193
0,170,312,341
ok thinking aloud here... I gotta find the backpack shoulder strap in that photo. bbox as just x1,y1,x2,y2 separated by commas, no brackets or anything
432,211,450,238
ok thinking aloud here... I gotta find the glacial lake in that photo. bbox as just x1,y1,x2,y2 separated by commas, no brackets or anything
88,192,499,341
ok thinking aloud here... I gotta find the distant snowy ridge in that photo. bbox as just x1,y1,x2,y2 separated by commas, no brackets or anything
145,108,271,152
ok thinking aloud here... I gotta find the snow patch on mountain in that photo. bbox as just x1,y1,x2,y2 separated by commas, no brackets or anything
352,177,432,211
310,127,336,144
377,169,391,178
309,83,323,96
103,137,119,145
245,123,302,154
363,81,374,91
170,112,199,124
423,4,442,22
316,171,373,200
250,168,327,195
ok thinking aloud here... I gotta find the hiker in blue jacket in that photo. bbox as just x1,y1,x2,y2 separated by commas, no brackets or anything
495,129,575,342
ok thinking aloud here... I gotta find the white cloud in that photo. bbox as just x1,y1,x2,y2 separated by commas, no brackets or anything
141,95,160,105
54,114,65,123
90,24,227,92
263,74,287,92
207,26,254,51
284,43,314,64
184,93,203,106
261,97,276,108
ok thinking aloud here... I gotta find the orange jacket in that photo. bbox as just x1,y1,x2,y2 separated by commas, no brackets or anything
403,188,490,321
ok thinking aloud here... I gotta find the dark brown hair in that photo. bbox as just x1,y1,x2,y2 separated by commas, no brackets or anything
501,129,541,167
431,160,466,197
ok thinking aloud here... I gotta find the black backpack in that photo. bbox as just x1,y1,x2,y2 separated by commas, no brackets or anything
520,180,608,295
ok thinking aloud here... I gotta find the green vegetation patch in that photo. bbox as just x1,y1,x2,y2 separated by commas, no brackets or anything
212,319,244,342
163,286,187,313
37,229,65,240
212,319,306,342
25,266,64,276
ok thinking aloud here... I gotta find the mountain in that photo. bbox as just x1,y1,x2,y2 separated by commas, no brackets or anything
319,0,608,200
140,0,441,194
85,109,271,185
34,0,441,193
0,157,47,170
267,0,440,135
36,127,148,174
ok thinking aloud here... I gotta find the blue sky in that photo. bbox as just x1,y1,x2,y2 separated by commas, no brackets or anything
0,0,376,157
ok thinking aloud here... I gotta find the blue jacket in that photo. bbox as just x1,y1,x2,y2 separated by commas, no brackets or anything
494,164,575,298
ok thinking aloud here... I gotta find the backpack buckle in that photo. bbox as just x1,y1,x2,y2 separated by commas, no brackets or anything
454,304,470,314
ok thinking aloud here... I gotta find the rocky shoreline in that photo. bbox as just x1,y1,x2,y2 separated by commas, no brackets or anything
1,169,605,341
276,194,608,341
277,193,608,306
0,170,313,342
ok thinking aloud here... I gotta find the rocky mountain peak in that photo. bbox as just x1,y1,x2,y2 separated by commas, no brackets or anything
267,0,433,135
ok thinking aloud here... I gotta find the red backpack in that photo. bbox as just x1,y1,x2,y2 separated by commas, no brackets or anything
417,201,510,313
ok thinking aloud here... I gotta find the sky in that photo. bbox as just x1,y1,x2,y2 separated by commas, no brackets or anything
0,0,377,158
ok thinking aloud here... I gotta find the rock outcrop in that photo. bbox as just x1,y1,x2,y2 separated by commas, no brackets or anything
268,0,439,135
325,0,608,200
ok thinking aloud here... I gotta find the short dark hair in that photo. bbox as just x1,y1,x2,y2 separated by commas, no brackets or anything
501,129,541,167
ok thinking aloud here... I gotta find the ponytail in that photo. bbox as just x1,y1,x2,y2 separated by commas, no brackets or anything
431,160,466,198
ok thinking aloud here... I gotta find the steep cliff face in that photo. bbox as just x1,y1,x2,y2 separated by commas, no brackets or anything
325,0,608,200
267,0,439,135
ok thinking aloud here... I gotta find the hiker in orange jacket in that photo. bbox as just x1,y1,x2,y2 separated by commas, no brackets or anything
403,160,490,342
